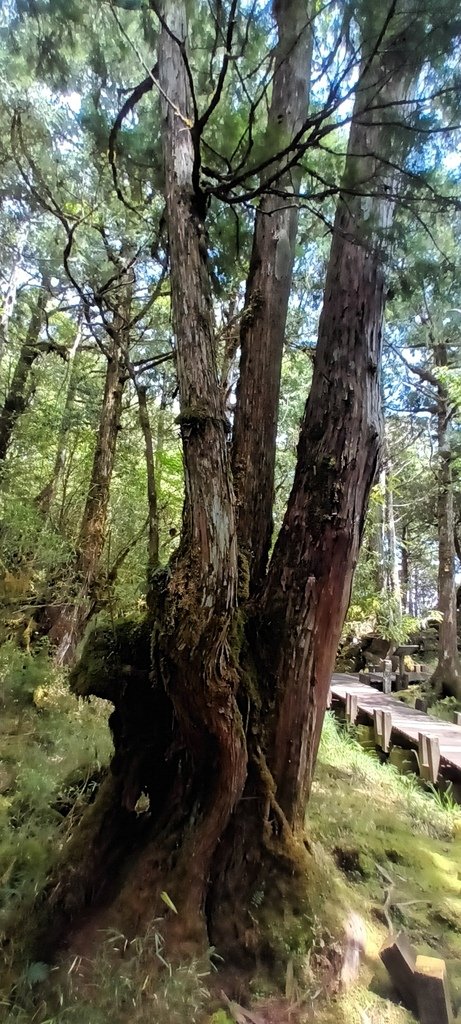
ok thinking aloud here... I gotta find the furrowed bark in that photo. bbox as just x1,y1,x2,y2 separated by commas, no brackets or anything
157,0,246,908
262,35,414,827
0,284,48,461
232,0,311,589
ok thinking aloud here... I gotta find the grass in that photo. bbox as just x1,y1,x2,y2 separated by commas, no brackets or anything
2,644,461,1024
308,713,461,1024
0,642,112,930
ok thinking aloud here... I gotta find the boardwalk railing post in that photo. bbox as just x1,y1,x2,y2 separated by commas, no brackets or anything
345,692,358,725
374,709,392,752
454,711,461,727
326,689,332,709
414,955,454,1024
417,734,440,784
383,658,392,694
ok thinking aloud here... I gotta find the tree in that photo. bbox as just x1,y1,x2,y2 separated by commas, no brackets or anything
232,0,312,588
4,0,461,981
386,212,461,694
0,279,67,461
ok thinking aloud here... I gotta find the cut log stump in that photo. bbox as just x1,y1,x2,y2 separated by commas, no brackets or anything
414,955,453,1024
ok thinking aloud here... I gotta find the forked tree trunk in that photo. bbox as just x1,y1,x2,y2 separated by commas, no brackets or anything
16,1,421,976
232,0,311,589
0,284,48,461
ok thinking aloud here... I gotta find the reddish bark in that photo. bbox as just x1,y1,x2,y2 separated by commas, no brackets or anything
232,0,311,588
261,45,413,826
156,0,246,912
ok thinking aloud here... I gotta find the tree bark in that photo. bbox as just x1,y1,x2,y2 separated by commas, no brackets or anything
385,464,402,619
232,0,311,589
400,521,409,613
16,1,425,977
47,337,126,663
136,383,160,578
35,321,82,515
430,345,461,697
154,0,247,917
0,284,48,461
260,42,413,827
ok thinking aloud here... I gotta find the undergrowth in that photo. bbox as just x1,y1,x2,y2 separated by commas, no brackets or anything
0,642,112,931
309,713,461,1023
3,923,216,1024
2,648,461,1024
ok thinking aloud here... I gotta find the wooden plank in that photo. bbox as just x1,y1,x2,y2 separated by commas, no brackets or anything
414,955,453,1024
330,674,461,776
380,933,417,1011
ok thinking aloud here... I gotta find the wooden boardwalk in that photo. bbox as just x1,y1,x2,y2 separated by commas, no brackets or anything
330,673,461,782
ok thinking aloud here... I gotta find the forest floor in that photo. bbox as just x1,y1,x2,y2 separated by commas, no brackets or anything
1,644,460,1024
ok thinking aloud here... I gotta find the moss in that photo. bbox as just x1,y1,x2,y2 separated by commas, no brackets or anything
237,552,250,603
69,615,151,701
310,714,461,986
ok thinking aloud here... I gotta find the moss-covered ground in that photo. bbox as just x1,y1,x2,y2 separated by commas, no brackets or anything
309,713,461,1024
1,645,460,1024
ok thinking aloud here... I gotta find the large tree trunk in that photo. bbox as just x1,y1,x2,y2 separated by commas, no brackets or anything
232,0,311,589
259,42,413,827
15,2,421,980
151,0,247,923
0,284,47,461
430,348,461,697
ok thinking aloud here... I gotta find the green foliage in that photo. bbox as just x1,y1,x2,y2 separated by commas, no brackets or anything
0,644,112,929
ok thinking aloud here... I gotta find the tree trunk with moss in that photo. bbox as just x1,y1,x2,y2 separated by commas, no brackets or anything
17,0,420,977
